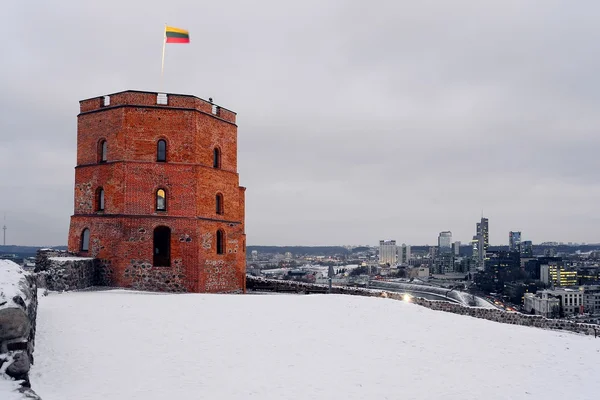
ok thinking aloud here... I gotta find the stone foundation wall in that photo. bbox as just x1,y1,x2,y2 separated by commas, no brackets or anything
0,261,41,399
35,250,95,292
247,276,600,336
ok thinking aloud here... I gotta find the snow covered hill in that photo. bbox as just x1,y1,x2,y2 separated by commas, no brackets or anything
31,290,600,400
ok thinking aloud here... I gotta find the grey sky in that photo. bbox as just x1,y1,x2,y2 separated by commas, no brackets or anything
1,1,599,246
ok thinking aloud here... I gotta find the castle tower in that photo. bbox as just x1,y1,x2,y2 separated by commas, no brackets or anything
68,90,246,293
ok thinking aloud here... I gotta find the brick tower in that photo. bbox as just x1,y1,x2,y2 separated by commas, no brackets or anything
68,90,246,293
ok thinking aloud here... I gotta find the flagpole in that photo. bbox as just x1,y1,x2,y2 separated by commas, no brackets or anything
160,23,167,92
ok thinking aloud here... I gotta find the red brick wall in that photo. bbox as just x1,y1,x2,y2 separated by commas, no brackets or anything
69,90,245,293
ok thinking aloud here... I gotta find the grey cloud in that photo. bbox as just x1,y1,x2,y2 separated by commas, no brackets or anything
1,0,599,246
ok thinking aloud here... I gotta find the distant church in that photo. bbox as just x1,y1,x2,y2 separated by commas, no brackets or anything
67,90,246,293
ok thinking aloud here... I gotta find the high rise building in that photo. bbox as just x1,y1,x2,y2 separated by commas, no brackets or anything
379,240,397,265
509,231,522,252
477,218,489,252
521,240,533,258
452,241,461,256
438,231,452,253
475,217,489,269
470,236,480,272
400,243,411,264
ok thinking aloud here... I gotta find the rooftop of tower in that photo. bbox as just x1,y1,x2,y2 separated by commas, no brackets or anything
78,90,236,124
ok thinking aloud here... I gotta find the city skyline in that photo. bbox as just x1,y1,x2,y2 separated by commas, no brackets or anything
2,1,600,246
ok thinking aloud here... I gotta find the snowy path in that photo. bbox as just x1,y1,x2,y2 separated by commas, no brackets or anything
32,290,600,400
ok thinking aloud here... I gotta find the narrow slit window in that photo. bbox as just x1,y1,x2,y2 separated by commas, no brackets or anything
81,228,90,252
156,189,166,211
157,140,167,162
216,229,225,254
213,147,221,168
216,193,223,215
97,188,105,211
99,140,107,163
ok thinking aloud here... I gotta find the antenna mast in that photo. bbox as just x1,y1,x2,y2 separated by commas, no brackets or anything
2,213,6,246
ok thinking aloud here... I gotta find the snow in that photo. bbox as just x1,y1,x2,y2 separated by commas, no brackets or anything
47,257,94,262
32,290,600,400
0,378,24,400
0,260,30,309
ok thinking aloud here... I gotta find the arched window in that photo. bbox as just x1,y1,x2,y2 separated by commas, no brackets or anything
157,140,167,162
216,193,224,215
216,229,225,254
213,147,221,168
98,140,107,163
153,226,171,266
96,187,105,211
156,189,166,211
81,228,90,252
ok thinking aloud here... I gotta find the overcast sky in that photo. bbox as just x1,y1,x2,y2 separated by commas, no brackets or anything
1,1,599,247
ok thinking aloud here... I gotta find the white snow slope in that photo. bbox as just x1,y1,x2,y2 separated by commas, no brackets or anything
32,290,600,400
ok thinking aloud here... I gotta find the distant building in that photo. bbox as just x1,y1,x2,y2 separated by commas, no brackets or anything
251,250,258,261
540,263,578,287
284,252,292,261
473,217,489,269
400,243,411,264
379,240,397,265
583,286,600,314
524,292,560,318
438,252,455,274
471,236,481,271
509,231,522,253
544,248,557,257
452,241,461,256
438,231,452,253
485,250,520,274
521,241,533,258
541,288,583,316
408,266,430,279
477,218,489,253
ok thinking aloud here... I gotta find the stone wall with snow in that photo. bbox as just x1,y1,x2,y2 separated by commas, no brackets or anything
247,276,600,336
0,260,41,399
35,250,95,291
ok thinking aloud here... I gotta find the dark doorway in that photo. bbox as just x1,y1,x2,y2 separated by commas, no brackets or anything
153,226,171,266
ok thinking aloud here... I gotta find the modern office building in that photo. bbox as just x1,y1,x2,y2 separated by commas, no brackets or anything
477,218,489,253
521,240,533,258
540,263,578,287
438,231,452,253
452,241,461,256
509,231,522,252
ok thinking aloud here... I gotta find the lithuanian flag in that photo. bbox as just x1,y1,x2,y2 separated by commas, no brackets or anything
165,26,190,44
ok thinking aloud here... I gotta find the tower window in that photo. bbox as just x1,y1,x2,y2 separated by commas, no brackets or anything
96,187,105,211
81,228,90,252
156,189,167,211
216,193,224,215
213,147,221,168
216,229,225,254
153,226,171,266
157,140,167,162
98,140,107,163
